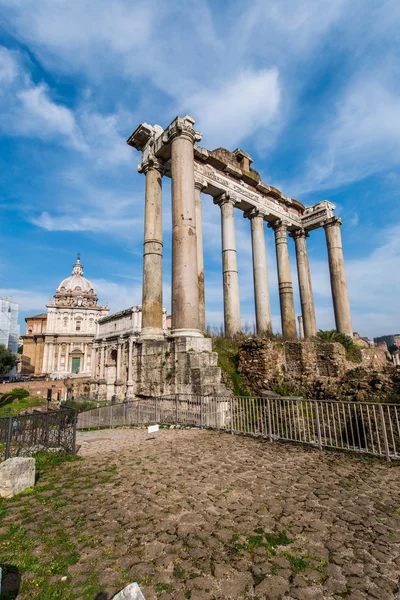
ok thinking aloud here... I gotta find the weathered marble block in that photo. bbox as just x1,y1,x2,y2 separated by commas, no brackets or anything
112,582,146,599
0,457,35,498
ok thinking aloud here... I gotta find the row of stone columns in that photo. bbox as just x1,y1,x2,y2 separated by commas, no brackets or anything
211,204,351,339
135,119,352,340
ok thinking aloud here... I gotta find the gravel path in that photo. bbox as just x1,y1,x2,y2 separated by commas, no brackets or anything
75,427,400,600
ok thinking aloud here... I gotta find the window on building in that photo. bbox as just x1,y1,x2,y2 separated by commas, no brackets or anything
76,320,81,331
63,317,68,327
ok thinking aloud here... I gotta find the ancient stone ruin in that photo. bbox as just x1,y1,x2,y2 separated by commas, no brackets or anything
87,114,356,399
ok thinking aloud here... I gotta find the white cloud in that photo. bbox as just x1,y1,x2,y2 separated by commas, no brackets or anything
187,69,281,149
16,84,87,150
31,212,141,234
0,289,50,312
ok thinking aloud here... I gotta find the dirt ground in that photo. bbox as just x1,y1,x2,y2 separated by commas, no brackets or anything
1,427,400,599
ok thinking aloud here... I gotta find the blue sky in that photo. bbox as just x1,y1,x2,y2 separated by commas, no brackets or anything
0,0,399,338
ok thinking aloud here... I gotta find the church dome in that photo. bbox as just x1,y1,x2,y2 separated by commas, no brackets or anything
57,255,94,293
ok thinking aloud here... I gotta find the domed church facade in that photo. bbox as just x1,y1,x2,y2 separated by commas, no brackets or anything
42,255,109,377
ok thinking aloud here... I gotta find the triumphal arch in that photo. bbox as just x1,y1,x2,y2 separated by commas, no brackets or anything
91,114,353,400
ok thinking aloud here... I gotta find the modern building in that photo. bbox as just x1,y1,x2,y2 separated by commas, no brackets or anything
0,297,20,377
42,255,109,377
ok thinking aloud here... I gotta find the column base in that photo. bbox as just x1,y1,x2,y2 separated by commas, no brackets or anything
170,328,203,339
139,327,165,341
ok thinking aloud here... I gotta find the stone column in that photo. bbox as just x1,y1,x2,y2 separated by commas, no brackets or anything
194,180,206,332
269,220,297,339
214,194,241,337
139,158,164,340
170,118,202,337
47,342,54,372
100,343,105,379
116,338,123,382
245,208,272,335
126,336,134,400
323,217,353,336
43,342,49,373
65,344,70,373
83,344,88,372
290,228,317,338
91,344,96,376
56,344,62,372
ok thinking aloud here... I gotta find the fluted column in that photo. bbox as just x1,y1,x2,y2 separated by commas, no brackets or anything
170,119,202,337
245,208,272,335
194,180,206,332
138,158,164,340
269,220,297,339
290,228,317,338
323,217,352,336
214,193,241,337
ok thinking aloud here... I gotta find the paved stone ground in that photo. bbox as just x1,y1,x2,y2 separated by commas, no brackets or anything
1,427,399,599
75,428,400,600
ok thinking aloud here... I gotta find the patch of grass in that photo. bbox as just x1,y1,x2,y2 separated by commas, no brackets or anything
281,551,309,574
173,565,186,579
154,583,175,592
231,529,293,555
212,337,249,396
0,395,47,417
34,450,82,475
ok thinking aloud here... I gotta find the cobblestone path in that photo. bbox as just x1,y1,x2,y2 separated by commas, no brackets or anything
1,427,399,599
75,428,400,600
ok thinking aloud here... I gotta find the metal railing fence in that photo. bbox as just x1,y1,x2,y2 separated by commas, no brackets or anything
77,395,400,461
0,407,77,460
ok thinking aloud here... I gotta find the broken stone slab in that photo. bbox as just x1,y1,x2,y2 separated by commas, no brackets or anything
0,457,35,498
112,582,146,600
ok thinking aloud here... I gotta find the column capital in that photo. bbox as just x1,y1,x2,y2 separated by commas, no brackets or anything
289,228,310,240
323,216,342,230
194,179,207,192
268,218,290,232
138,155,164,175
243,207,265,220
167,115,202,145
213,192,237,208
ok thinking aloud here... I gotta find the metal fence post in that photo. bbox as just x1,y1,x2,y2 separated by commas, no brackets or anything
5,416,12,460
379,404,391,461
315,402,322,450
200,396,203,428
155,396,158,423
230,396,233,434
124,402,126,425
175,395,179,424
267,398,273,440
72,410,77,454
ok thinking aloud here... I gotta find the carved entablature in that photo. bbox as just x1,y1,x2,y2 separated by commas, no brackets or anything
301,201,335,231
194,162,303,229
127,117,339,233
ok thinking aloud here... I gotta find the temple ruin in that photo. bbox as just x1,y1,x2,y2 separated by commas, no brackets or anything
127,114,352,341
87,114,354,400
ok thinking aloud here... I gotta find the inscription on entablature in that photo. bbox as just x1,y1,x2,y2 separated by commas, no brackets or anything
194,162,302,226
